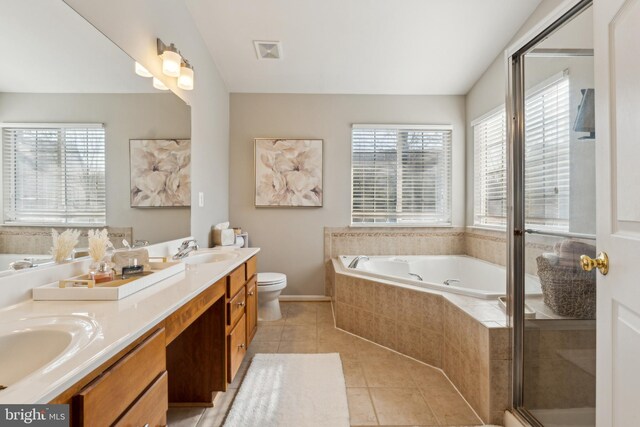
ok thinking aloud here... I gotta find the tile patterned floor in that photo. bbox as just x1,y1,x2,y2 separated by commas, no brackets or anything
167,302,484,427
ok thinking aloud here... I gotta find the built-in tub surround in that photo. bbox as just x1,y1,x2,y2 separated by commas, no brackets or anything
332,261,509,425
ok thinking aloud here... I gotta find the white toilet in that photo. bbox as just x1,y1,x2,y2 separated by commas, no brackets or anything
257,272,287,321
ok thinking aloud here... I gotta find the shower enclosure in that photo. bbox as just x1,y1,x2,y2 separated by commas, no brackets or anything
507,1,596,425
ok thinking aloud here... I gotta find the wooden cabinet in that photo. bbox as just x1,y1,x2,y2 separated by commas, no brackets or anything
74,328,166,427
246,276,258,344
53,254,259,425
113,372,168,427
228,285,247,327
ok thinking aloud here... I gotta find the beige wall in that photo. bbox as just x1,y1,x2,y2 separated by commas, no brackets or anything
230,94,466,295
0,92,191,244
64,0,230,246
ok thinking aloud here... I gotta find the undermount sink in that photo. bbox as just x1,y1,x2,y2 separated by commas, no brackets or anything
182,249,240,265
0,315,99,389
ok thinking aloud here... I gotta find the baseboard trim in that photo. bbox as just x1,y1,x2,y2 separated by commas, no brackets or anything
279,295,332,302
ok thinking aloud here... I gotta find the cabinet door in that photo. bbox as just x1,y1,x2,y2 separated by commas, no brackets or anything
246,276,257,344
227,313,247,382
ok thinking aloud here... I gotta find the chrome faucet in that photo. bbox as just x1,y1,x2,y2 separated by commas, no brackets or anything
173,239,199,260
348,256,369,269
132,240,149,248
408,272,423,281
443,279,460,286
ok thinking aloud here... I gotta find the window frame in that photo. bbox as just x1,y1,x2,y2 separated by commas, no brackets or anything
1,122,107,227
350,124,453,227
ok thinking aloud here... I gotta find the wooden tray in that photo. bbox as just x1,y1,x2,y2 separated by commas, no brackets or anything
33,262,186,301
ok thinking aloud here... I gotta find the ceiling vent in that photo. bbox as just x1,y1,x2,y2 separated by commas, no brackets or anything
254,41,282,60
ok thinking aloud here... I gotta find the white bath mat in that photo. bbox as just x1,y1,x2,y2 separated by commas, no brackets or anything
223,353,350,427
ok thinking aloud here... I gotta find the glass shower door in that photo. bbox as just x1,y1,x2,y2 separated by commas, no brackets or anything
510,3,596,426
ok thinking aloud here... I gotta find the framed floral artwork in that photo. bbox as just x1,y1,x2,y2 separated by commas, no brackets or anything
130,139,191,207
254,139,323,207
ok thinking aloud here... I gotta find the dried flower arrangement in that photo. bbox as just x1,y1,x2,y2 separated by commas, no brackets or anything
88,229,114,263
51,229,81,263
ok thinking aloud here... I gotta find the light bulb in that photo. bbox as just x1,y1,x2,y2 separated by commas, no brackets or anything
134,62,152,78
161,45,181,77
178,63,194,90
153,77,169,91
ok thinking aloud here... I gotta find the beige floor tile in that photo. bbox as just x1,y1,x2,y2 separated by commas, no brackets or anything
246,341,279,360
361,359,417,388
420,387,481,426
317,309,335,324
403,361,453,391
369,387,438,426
166,407,204,427
357,340,403,362
281,324,317,341
228,362,250,389
197,390,236,427
252,325,283,342
277,340,318,353
347,388,379,426
342,359,368,387
285,310,317,325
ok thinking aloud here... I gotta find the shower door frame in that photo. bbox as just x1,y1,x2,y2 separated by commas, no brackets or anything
506,0,593,425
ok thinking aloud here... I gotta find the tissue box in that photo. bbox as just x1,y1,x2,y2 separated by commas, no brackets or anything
213,228,236,246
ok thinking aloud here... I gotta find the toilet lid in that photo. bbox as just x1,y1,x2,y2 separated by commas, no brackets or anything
257,272,286,285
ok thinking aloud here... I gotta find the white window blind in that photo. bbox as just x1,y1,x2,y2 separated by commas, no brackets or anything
473,73,570,229
351,125,452,225
524,74,571,229
474,109,507,226
2,124,106,225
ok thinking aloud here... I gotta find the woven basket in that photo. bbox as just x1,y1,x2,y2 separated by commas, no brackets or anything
536,255,596,319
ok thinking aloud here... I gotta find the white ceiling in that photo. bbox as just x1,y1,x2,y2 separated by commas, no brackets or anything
0,0,155,93
186,0,541,95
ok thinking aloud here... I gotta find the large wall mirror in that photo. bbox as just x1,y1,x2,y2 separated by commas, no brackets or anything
0,1,191,270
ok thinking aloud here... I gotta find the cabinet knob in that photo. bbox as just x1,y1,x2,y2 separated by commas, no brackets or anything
239,343,246,349
249,291,255,296
237,301,246,307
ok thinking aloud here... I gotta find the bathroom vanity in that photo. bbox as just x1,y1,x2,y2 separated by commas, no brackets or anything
0,247,259,427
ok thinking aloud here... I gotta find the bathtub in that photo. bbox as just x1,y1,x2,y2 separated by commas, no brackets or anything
337,255,541,299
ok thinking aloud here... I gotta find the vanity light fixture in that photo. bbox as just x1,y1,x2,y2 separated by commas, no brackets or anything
152,77,169,91
134,62,153,78
177,61,194,91
157,39,181,77
155,38,195,90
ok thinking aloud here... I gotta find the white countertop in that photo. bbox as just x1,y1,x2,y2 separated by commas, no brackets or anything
0,247,260,404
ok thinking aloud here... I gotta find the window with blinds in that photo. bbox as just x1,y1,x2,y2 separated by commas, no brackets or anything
473,109,507,226
351,125,452,225
473,72,570,229
2,124,106,225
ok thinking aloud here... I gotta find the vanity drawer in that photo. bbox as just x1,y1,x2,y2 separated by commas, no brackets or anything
228,285,246,327
75,328,166,427
227,313,247,382
113,371,168,427
227,264,246,298
246,256,257,280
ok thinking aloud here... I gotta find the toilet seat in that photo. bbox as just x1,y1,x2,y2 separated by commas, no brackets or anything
257,272,286,286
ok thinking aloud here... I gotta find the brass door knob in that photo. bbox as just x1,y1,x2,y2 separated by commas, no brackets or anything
580,252,609,275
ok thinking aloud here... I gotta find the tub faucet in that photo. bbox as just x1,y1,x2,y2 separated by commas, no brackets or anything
443,279,460,286
173,239,199,260
348,256,369,268
409,272,423,281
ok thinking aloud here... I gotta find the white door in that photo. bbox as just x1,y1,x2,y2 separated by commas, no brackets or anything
594,0,640,425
